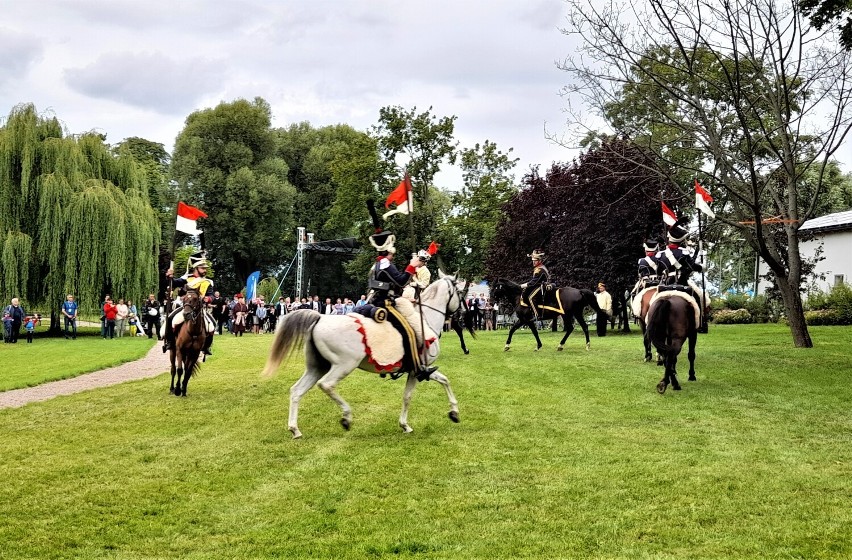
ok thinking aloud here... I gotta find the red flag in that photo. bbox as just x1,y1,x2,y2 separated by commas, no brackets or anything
695,180,715,218
427,241,440,255
661,201,678,227
383,173,413,219
176,202,208,235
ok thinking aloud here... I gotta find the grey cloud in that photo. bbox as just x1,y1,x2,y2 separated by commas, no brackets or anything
0,28,43,88
64,52,223,115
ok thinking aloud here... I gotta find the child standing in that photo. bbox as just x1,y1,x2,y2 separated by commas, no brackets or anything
128,313,138,337
24,315,37,343
2,312,12,343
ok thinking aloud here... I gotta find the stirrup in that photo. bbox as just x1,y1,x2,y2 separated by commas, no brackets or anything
416,365,438,381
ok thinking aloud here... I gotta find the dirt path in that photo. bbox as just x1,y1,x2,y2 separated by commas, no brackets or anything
0,343,170,410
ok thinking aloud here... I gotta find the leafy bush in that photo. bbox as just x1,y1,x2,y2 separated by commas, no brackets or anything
744,294,773,323
804,309,841,325
713,308,752,324
803,283,852,324
720,293,750,311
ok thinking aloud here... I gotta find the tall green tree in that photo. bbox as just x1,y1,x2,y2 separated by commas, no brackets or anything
371,106,458,251
561,0,852,347
171,98,297,291
0,103,160,317
487,139,671,329
440,140,519,279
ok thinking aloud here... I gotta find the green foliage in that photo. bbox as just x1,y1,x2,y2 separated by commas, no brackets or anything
0,104,160,312
440,141,519,280
712,308,752,324
805,282,852,324
800,0,852,50
256,277,278,302
171,98,297,290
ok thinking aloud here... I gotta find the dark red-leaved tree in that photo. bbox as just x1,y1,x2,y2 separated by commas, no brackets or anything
487,139,674,330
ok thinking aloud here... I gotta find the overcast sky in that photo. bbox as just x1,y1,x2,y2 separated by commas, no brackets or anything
2,1,849,192
0,0,585,189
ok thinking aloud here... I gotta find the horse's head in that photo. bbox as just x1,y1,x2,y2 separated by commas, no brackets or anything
182,290,203,323
490,277,520,305
432,270,463,315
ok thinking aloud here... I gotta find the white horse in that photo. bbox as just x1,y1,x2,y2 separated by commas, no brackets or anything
262,273,463,438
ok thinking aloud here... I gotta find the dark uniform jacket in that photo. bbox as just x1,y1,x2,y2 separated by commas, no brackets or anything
657,245,703,286
637,254,662,285
526,264,550,292
369,257,417,306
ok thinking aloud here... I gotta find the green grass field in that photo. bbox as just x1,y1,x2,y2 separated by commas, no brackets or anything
0,328,155,391
2,325,851,559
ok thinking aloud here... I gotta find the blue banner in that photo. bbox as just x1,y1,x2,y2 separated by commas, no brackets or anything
246,270,261,302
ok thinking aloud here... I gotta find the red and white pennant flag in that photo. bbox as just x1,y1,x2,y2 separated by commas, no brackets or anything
661,201,678,227
695,180,715,218
175,201,208,235
383,173,413,220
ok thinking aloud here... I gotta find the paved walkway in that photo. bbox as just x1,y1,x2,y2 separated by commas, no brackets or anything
0,342,170,410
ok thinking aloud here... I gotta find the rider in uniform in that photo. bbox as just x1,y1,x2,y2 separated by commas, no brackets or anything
656,224,708,331
162,252,217,356
401,249,432,301
520,250,550,319
367,229,437,381
632,238,662,296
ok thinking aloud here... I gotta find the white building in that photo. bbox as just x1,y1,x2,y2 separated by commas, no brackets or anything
799,209,852,293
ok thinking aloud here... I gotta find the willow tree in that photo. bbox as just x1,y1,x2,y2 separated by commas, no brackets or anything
0,103,160,320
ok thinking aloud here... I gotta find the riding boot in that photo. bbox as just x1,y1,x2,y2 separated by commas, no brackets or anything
416,364,438,382
698,321,709,334
202,333,213,355
162,317,173,353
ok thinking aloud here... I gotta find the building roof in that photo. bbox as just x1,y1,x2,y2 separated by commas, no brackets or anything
799,209,852,234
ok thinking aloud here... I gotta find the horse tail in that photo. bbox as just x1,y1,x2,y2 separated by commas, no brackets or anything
646,298,671,353
261,310,322,378
581,289,602,313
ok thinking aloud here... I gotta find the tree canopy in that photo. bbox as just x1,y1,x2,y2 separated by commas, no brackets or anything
0,104,160,312
171,98,297,291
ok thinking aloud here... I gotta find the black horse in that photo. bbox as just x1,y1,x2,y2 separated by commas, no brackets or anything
491,278,602,351
447,303,476,354
646,293,698,394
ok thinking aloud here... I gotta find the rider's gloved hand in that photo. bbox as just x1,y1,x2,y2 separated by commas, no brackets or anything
520,283,528,289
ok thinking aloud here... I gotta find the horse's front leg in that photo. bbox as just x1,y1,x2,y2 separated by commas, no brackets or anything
429,370,459,424
180,355,195,397
174,348,184,397
504,320,522,351
169,352,177,394
399,373,418,433
529,321,542,351
454,322,469,355
640,320,652,362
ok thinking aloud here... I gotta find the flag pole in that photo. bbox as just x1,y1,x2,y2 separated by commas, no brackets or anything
167,202,179,312
697,189,708,333
408,172,428,371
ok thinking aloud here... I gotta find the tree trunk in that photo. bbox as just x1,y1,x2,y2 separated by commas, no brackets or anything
48,308,62,336
776,275,813,348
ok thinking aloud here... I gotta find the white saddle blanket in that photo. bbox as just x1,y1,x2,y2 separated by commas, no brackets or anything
348,314,404,369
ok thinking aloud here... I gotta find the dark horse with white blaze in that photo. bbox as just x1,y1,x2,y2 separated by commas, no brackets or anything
490,278,602,351
646,293,698,394
262,274,463,438
169,291,207,397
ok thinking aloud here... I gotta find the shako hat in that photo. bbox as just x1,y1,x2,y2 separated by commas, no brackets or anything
527,249,545,261
366,199,396,254
667,224,690,244
186,251,210,273
643,239,659,252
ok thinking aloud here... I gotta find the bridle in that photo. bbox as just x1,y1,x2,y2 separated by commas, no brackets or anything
182,292,203,323
416,277,461,318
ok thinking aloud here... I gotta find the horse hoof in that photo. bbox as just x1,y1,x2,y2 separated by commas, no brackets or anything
534,347,540,352
503,346,510,352
556,346,564,351
448,411,460,423
673,385,682,391
340,418,351,431
464,350,470,355
656,381,667,394
169,388,175,394
173,389,182,397
180,393,187,398
290,427,302,439
585,343,590,351
401,425,414,434
689,375,696,381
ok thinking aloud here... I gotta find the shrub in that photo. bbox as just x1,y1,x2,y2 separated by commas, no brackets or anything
804,309,841,325
826,283,852,324
721,293,750,311
713,308,752,324
744,294,773,323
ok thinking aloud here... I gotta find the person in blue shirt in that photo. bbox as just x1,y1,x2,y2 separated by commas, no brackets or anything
62,294,78,340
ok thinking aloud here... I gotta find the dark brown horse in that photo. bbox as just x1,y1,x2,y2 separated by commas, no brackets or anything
646,293,698,394
491,278,602,351
169,291,207,397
